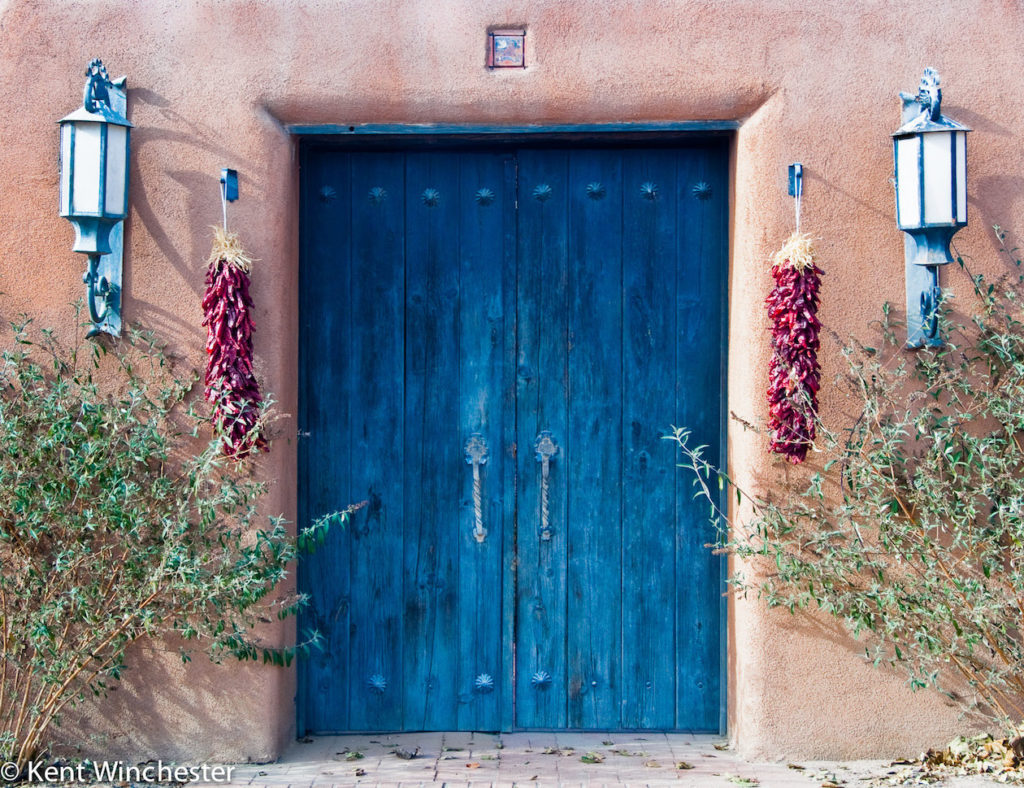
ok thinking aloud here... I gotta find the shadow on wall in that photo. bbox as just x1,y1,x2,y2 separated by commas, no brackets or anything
972,177,1024,251
51,638,281,764
781,609,979,724
123,88,251,346
940,106,1014,139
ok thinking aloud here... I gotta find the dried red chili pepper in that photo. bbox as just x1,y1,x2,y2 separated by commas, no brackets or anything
765,233,822,463
201,227,267,458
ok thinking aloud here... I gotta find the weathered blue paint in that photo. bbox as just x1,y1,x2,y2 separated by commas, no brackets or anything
620,148,680,729
402,152,460,729
347,152,406,732
298,141,727,733
672,149,728,731
515,149,571,729
297,150,350,736
565,149,623,729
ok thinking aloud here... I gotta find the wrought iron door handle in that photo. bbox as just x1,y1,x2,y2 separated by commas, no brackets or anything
534,431,559,541
464,434,488,543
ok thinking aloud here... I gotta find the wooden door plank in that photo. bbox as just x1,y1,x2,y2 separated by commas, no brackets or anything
499,154,518,734
456,152,511,731
403,152,463,730
620,149,680,729
298,149,354,732
674,148,727,731
515,149,570,729
346,152,406,731
565,149,623,729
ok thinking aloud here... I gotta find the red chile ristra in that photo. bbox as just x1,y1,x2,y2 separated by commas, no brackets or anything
201,227,268,458
765,233,822,464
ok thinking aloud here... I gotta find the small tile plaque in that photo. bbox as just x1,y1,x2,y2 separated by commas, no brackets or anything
488,29,525,68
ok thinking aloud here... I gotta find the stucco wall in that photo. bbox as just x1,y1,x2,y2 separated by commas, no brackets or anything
1,0,1022,763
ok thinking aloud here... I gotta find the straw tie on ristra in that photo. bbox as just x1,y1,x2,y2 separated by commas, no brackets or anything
765,232,822,463
201,226,268,458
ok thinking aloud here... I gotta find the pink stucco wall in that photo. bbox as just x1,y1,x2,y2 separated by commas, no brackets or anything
1,0,1022,762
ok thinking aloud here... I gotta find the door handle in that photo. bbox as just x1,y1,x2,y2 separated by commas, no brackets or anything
534,431,559,541
464,434,488,543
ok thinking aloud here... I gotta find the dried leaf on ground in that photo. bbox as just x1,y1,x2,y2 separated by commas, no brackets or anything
864,732,1024,785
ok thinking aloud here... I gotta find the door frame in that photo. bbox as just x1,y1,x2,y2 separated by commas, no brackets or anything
294,124,733,736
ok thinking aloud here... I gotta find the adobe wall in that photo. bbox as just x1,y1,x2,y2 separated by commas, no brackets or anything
0,0,1021,762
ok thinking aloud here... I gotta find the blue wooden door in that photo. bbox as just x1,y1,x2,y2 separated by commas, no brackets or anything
298,142,726,733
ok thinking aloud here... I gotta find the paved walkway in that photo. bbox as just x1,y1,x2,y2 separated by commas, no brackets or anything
220,732,995,788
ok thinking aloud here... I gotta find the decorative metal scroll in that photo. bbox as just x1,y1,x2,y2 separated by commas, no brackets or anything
899,66,942,123
534,431,559,541
464,434,489,543
921,284,943,342
83,58,113,114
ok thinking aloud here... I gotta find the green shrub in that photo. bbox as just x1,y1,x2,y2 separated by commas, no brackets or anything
673,229,1024,728
0,320,348,771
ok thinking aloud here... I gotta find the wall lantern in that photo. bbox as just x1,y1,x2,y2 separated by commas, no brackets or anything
58,59,131,338
893,67,969,347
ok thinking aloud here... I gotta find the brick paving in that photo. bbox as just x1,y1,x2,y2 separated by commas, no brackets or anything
211,732,992,788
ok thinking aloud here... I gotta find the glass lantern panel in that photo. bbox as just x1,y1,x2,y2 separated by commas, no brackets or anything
71,121,101,215
923,132,953,225
955,131,967,223
896,135,921,228
104,124,128,216
59,124,72,215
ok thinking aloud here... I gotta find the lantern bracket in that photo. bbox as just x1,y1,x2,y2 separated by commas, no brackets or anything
83,254,119,335
86,64,126,338
920,280,942,342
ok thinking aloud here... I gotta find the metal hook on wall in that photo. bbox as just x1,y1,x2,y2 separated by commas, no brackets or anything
788,163,803,234
220,168,238,231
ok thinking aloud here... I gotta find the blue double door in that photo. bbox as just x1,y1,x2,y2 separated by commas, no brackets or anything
298,142,727,733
